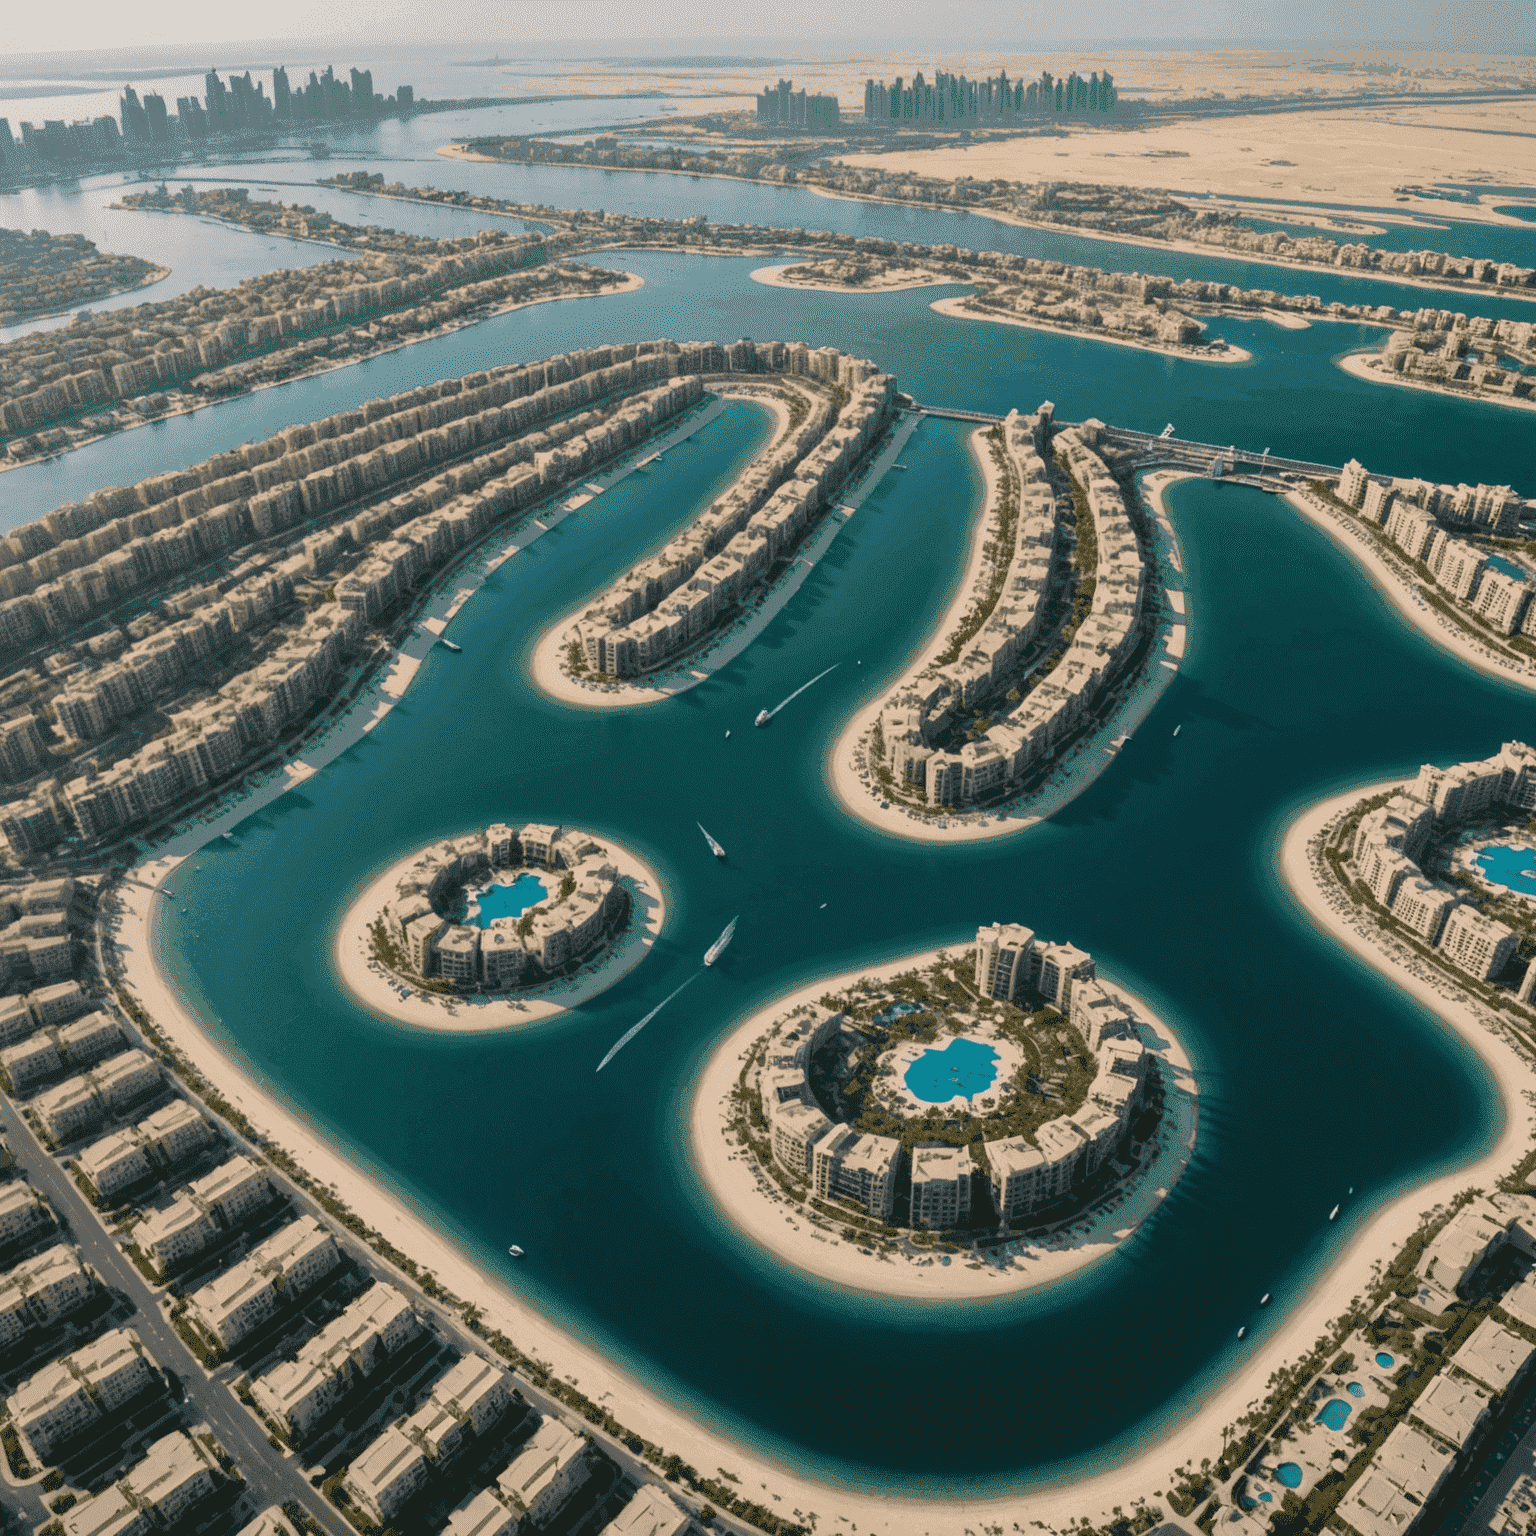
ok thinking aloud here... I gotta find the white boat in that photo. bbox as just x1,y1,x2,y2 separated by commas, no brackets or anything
704,917,737,966
439,638,462,653
698,823,726,860
755,709,771,727
507,1245,525,1258
1173,724,1181,736
1237,1326,1247,1339
724,730,731,739
1329,1204,1340,1221
1260,1293,1271,1306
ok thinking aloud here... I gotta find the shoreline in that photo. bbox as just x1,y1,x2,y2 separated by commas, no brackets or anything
110,773,1536,1534
798,182,1536,303
1280,484,1536,692
688,947,1198,1299
826,458,1189,844
929,294,1255,364
0,262,172,338
428,144,1536,307
0,271,646,481
1337,348,1536,415
748,262,954,294
528,407,922,710
331,835,666,1034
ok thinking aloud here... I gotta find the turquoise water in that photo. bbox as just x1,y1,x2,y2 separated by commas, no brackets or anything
903,1038,1000,1103
1346,1382,1366,1398
1316,1399,1352,1430
1277,1465,1304,1489
1473,844,1536,897
1486,553,1530,580
1260,1493,1273,1503
467,875,547,928
1376,1352,1396,1368
31,177,1523,1497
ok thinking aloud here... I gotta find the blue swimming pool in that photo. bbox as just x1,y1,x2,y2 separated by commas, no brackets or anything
1346,1381,1366,1398
1315,1398,1352,1431
1474,843,1536,898
1376,1352,1395,1368
903,1037,1000,1102
1260,1493,1273,1504
1276,1464,1303,1489
1486,552,1531,581
465,874,548,927
874,1001,923,1026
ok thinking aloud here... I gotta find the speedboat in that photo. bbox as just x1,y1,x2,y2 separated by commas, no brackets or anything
1260,1293,1271,1306
755,709,771,727
704,917,737,966
507,1245,525,1258
1237,1326,1247,1339
698,824,726,860
1329,1204,1340,1221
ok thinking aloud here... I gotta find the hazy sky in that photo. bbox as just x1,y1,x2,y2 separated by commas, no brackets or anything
3,0,1531,61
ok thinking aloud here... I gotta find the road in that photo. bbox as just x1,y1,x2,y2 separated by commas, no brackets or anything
0,1089,352,1536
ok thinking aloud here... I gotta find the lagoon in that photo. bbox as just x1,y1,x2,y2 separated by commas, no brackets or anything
26,161,1533,1500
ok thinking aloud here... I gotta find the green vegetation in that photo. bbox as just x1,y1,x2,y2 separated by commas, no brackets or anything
1,1422,34,1479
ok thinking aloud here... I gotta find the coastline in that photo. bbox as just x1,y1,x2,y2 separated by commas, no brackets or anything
0,271,646,481
929,294,1255,365
108,773,1536,1535
0,262,172,339
1337,348,1536,415
430,143,1536,309
331,836,665,1033
1280,485,1536,692
687,946,1199,1299
826,457,1189,844
748,262,954,294
527,407,922,710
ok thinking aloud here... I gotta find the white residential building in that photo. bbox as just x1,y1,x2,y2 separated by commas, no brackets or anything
496,1415,592,1525
1439,905,1518,982
346,1426,429,1526
909,1145,973,1230
602,1484,693,1536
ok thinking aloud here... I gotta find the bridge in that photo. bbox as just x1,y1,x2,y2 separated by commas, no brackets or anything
908,405,1343,484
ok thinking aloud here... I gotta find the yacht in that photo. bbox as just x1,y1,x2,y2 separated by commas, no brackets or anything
755,709,771,727
1237,1326,1247,1339
698,824,726,860
704,917,737,966
1329,1204,1340,1221
507,1245,525,1258
1260,1293,1271,1306
439,638,462,653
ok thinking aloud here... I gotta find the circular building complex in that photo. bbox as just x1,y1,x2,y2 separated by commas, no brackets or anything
371,823,631,992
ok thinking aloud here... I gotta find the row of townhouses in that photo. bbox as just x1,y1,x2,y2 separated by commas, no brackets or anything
879,412,1146,807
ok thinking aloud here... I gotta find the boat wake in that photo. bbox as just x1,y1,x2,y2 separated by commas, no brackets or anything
755,664,839,727
595,974,699,1072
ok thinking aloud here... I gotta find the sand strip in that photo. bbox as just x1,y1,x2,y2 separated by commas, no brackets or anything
1338,349,1536,415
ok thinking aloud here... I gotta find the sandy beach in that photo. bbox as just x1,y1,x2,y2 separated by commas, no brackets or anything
104,771,1536,1536
749,262,952,294
1338,349,1536,415
528,405,922,710
1281,486,1536,692
331,834,666,1034
689,948,1198,1299
827,455,1189,844
929,294,1254,364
